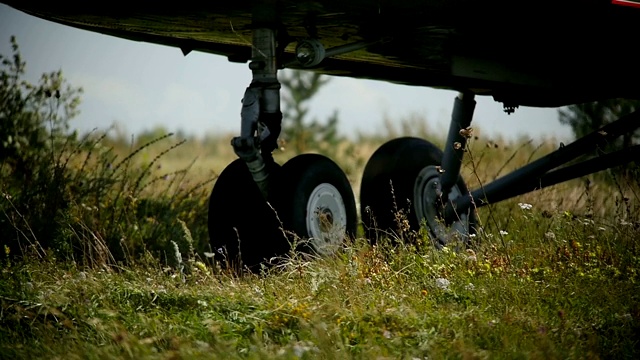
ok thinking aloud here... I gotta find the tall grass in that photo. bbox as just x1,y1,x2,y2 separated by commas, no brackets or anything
1,117,639,359
1,127,217,268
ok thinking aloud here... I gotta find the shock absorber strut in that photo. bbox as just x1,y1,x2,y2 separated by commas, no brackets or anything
231,24,283,198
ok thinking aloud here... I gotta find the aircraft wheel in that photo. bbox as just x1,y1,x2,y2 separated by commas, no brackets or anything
274,154,357,256
208,159,288,272
360,137,476,247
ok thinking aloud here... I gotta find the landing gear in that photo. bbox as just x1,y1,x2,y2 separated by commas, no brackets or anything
361,92,479,247
359,92,640,248
208,7,640,271
360,137,476,247
207,10,480,268
207,18,357,271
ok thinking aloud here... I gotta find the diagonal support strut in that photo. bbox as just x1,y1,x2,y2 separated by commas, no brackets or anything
444,109,640,222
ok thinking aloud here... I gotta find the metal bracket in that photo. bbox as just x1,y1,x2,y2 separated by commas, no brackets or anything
287,39,381,68
503,103,519,114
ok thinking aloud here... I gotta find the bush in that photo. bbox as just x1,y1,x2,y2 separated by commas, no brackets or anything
0,37,213,267
1,35,82,255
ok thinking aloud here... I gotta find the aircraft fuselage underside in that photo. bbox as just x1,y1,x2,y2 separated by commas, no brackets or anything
4,0,640,107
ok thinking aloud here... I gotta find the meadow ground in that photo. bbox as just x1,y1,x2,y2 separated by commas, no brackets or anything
1,123,639,359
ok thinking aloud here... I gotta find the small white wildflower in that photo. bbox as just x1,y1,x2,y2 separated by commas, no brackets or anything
469,233,476,238
545,232,556,240
464,283,475,291
81,203,93,211
194,340,210,350
436,278,450,290
499,230,509,236
292,342,319,357
465,249,477,262
197,300,208,307
518,203,532,210
383,330,392,339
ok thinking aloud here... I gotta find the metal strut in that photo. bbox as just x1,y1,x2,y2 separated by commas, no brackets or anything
412,91,476,244
440,92,476,198
231,24,283,198
444,109,640,223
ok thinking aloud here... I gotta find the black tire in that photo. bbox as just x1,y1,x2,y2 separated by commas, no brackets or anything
274,154,357,255
208,159,289,272
360,137,476,243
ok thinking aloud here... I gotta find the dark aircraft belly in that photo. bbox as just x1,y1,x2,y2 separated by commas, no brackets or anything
3,0,640,106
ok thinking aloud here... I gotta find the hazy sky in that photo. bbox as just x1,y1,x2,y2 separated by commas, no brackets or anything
1,4,573,142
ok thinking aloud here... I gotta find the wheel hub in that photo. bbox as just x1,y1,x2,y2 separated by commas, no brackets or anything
306,183,347,255
414,165,470,247
317,208,334,232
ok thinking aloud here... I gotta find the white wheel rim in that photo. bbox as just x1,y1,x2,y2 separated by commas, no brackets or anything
305,183,347,255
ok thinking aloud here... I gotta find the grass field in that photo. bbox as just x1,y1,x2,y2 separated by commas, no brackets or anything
1,123,639,359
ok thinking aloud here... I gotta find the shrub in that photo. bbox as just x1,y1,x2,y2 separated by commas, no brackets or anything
0,37,213,267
